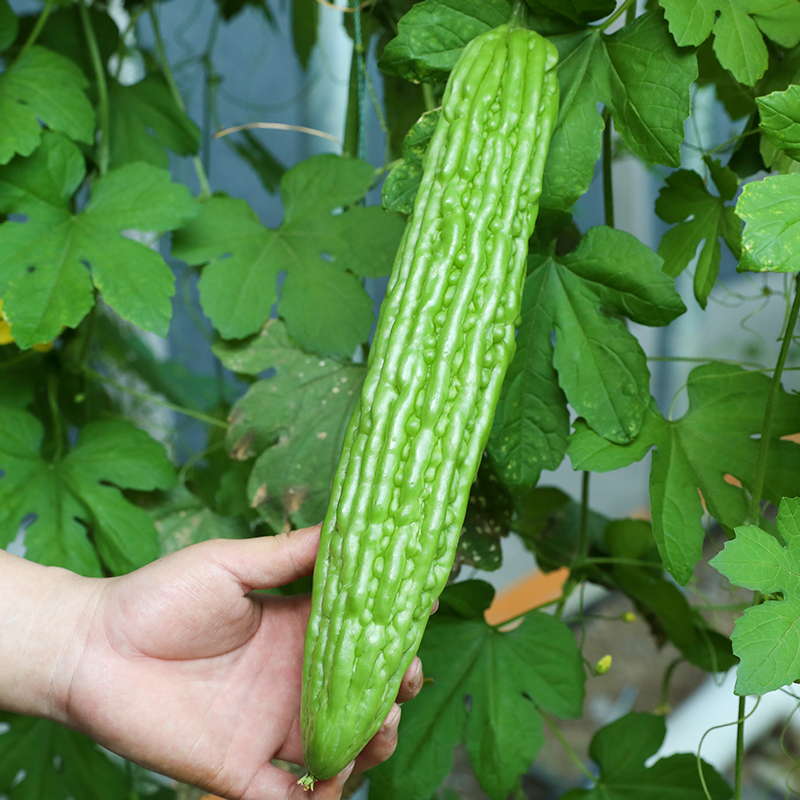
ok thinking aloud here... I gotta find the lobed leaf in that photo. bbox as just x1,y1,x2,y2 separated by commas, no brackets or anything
174,154,405,357
564,712,732,799
0,409,175,576
221,320,366,530
543,10,696,209
0,45,94,165
369,581,585,800
712,499,800,694
655,159,742,307
569,362,800,584
0,134,199,346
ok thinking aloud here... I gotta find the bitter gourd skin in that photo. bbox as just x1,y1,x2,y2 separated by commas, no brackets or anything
300,8,559,788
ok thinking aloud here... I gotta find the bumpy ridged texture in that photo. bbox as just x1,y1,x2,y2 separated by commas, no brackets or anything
300,19,559,784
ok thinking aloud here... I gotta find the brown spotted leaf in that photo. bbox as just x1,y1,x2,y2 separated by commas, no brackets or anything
219,319,365,530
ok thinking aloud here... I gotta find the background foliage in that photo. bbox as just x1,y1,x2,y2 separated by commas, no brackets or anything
1,0,800,798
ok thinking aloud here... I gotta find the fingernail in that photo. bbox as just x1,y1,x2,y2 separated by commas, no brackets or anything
337,761,355,788
408,658,423,691
382,705,401,738
431,599,439,614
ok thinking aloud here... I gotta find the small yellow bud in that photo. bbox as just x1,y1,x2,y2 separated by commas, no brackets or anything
623,612,636,623
595,655,612,675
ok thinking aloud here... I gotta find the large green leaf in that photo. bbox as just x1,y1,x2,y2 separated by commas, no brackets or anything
489,226,684,491
0,409,175,576
218,319,365,529
711,498,800,695
377,0,513,83
659,0,800,86
0,715,130,800
737,173,800,272
0,45,94,165
369,581,585,800
568,362,800,584
0,133,199,347
562,712,731,800
292,0,318,69
655,158,742,307
108,74,200,169
543,10,696,210
173,154,405,357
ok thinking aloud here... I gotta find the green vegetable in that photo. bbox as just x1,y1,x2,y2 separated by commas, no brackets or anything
299,9,559,786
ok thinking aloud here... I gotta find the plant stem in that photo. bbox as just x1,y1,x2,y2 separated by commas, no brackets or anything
734,695,746,800
84,367,228,429
17,0,54,59
79,0,111,174
47,373,64,462
148,5,212,198
746,273,800,522
602,107,614,229
578,469,591,564
540,710,596,783
599,0,635,32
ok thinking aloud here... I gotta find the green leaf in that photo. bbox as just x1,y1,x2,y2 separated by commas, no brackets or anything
382,109,440,214
107,74,201,169
711,498,800,695
737,174,800,272
377,0,513,84
758,85,800,162
292,0,318,69
0,0,18,53
226,128,285,194
566,712,732,800
173,154,406,357
456,458,513,572
569,362,800,584
369,585,585,800
492,227,683,483
221,320,365,529
0,714,131,800
487,266,570,490
543,10,696,210
0,133,199,347
0,409,175,576
0,45,94,165
524,0,616,24
213,0,276,22
659,0,800,86
655,159,742,307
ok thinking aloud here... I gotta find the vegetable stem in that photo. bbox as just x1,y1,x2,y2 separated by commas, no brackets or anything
17,0,54,59
746,273,800,522
79,0,110,174
148,5,212,199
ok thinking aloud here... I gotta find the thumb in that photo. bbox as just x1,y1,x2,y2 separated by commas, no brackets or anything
216,524,322,592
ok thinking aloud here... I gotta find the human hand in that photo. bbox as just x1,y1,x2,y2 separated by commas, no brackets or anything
59,526,424,800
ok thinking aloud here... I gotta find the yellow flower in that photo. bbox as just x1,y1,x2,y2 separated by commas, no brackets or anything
0,299,54,351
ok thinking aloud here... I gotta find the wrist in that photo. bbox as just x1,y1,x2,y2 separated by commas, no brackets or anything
0,551,103,725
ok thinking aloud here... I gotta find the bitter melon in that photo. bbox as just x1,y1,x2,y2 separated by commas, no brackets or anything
300,7,559,786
